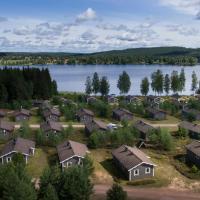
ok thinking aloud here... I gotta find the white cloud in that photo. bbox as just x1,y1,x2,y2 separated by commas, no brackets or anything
76,8,97,23
0,17,8,23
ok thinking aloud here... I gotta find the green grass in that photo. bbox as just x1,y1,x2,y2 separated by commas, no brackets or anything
26,148,49,178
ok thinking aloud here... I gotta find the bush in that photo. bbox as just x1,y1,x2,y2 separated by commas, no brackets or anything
106,184,127,200
177,127,188,138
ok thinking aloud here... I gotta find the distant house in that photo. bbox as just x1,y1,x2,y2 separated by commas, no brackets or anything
0,137,35,164
171,98,186,109
186,141,200,168
14,108,30,122
107,95,118,104
112,108,133,121
0,121,14,138
0,110,6,118
40,121,63,137
32,100,44,107
112,145,156,181
182,108,200,121
61,98,76,106
146,96,164,108
42,108,61,122
125,96,142,105
76,108,94,123
87,96,97,104
57,140,89,169
179,121,200,139
146,107,167,120
40,100,51,111
134,120,155,142
85,119,108,135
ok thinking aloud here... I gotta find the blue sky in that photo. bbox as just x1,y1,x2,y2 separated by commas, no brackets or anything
0,0,200,52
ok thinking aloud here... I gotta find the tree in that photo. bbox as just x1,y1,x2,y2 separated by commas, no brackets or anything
140,77,149,96
179,68,186,92
151,70,163,95
164,74,170,95
0,84,8,102
40,184,59,200
85,76,92,95
170,71,180,94
92,72,100,95
100,76,110,96
191,71,198,94
106,184,127,200
117,71,131,95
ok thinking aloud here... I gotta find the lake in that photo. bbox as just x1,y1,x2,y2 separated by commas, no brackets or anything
2,64,200,95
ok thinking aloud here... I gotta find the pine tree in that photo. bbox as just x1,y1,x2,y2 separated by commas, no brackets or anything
85,76,92,95
140,77,149,96
179,68,186,92
117,71,131,95
92,72,100,95
171,71,180,94
191,71,198,94
164,74,170,95
106,184,127,200
151,70,163,95
41,184,59,200
100,76,110,96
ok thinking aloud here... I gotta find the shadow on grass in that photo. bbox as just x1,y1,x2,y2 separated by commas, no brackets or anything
100,158,126,181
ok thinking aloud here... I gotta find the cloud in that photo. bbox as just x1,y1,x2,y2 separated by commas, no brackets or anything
160,0,200,17
76,8,97,23
81,31,98,41
0,17,7,23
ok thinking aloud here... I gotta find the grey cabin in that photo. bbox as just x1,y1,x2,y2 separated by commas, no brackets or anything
85,119,108,135
112,108,133,121
134,120,155,142
57,140,89,169
76,108,94,123
40,120,63,137
14,108,30,122
146,107,167,120
186,141,200,168
179,121,200,139
0,137,35,164
112,145,156,181
0,121,14,139
42,108,61,122
182,108,200,121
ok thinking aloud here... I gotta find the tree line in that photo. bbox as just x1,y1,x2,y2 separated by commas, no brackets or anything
85,69,200,96
0,68,57,103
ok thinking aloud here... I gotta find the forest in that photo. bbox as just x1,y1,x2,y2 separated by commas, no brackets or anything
0,47,199,66
0,68,57,103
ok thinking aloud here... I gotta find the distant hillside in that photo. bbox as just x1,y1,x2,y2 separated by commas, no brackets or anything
0,47,200,66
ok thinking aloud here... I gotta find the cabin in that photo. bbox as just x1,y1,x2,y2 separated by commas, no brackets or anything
112,145,156,181
186,141,200,168
32,100,44,107
146,107,167,120
179,121,200,139
42,108,61,122
39,100,51,111
0,121,14,139
0,137,35,164
0,110,6,119
146,96,164,108
182,108,200,121
76,108,94,123
85,119,108,135
125,96,142,105
87,96,97,104
112,108,133,121
57,140,89,170
134,120,155,142
106,95,118,104
14,108,30,122
40,121,63,137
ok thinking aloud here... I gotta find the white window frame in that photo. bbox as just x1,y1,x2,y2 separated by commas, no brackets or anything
133,169,139,176
67,161,73,167
6,157,12,163
145,167,151,174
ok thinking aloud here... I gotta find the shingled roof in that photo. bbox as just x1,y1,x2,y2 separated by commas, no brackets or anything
14,108,30,117
146,107,166,115
0,137,35,157
113,108,133,117
43,108,61,118
134,120,155,134
77,108,94,117
40,121,62,132
186,141,200,157
0,121,14,131
112,145,155,171
85,119,108,133
57,140,88,163
179,121,200,134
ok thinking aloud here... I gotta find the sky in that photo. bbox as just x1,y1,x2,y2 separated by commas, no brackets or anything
1,0,200,52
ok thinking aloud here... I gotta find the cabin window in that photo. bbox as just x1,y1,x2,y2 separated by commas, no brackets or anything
145,167,151,174
46,133,49,137
133,169,139,176
67,162,72,167
7,157,11,163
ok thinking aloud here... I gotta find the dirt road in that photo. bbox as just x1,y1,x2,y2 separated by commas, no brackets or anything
14,124,85,129
93,185,200,200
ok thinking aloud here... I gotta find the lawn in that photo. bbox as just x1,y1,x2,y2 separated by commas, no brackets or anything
26,148,49,178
